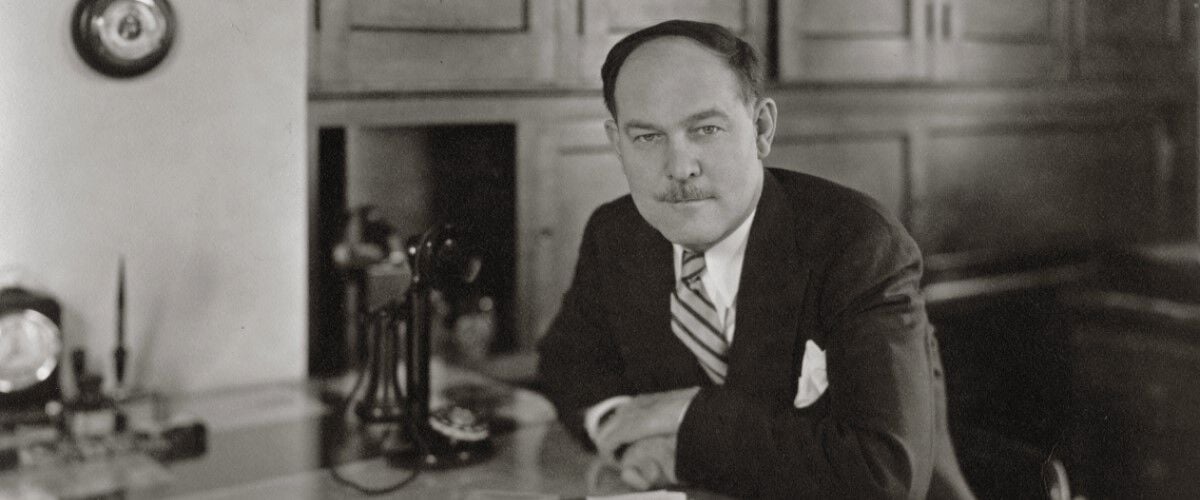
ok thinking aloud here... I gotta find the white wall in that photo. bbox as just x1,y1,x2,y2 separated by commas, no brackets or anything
0,1,308,392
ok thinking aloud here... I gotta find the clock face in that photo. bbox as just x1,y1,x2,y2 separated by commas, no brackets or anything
0,310,62,393
92,0,169,60
73,0,176,77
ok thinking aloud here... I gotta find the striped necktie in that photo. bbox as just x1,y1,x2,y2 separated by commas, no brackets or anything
670,250,730,384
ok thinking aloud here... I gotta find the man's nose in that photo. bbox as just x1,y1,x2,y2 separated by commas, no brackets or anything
664,138,700,180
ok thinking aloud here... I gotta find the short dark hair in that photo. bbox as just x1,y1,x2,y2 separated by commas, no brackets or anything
601,20,764,118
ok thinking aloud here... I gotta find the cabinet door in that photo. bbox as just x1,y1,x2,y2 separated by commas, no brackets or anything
934,0,1070,81
572,0,769,86
315,0,562,91
524,119,629,341
916,117,1172,255
1074,0,1194,79
770,133,909,219
779,0,930,82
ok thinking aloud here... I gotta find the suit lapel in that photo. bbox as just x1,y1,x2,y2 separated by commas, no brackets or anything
727,169,809,397
614,209,708,388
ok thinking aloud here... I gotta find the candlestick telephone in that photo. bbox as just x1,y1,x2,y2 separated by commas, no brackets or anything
335,215,493,480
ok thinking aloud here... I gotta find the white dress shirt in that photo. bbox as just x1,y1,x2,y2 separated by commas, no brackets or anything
584,209,758,440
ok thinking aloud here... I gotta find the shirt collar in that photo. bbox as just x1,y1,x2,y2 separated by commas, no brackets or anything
673,209,756,312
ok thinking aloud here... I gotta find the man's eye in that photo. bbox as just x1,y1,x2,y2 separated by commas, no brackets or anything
696,125,722,135
632,133,661,143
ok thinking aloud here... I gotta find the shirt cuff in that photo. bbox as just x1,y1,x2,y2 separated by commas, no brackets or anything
584,395,632,443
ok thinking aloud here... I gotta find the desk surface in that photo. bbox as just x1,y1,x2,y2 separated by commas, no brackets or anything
2,362,730,499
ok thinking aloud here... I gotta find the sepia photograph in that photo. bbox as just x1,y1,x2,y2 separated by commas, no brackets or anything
0,1,1196,498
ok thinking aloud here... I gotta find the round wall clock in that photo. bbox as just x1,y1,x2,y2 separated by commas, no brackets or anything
72,0,176,78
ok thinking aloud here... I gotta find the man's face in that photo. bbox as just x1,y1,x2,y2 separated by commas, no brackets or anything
605,37,776,251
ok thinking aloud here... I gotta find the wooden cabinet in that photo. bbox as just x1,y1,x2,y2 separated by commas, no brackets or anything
769,121,910,218
780,0,1072,82
914,115,1173,255
1074,0,1194,79
314,0,563,91
310,1,1193,90
525,118,630,340
779,0,930,81
936,0,1070,81
569,0,769,86
312,0,770,92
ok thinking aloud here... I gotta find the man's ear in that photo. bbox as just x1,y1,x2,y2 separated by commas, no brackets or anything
752,97,778,160
604,118,621,159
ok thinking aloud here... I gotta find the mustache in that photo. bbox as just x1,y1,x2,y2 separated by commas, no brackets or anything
655,183,714,203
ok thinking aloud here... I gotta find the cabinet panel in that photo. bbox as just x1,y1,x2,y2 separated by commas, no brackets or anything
960,0,1056,39
316,0,561,91
917,119,1168,255
529,120,629,338
1085,0,1181,45
348,0,527,31
1075,0,1193,79
574,0,768,86
797,0,909,34
771,135,907,217
779,0,928,82
938,0,1069,80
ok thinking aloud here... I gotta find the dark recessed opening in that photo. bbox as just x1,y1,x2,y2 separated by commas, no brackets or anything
310,124,517,376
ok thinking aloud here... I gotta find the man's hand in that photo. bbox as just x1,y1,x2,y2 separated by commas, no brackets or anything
595,386,700,462
618,434,678,490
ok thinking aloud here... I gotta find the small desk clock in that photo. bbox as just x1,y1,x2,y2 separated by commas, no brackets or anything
72,0,176,78
0,288,62,410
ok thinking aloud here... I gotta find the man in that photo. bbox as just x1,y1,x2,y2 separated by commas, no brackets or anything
537,20,973,499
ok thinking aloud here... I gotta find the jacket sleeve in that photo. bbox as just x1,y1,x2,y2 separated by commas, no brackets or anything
676,210,938,499
536,208,634,446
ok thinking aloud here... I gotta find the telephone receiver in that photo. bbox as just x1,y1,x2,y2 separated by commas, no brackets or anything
389,223,493,469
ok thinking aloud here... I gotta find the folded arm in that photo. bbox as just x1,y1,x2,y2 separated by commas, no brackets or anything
537,212,635,445
676,213,937,499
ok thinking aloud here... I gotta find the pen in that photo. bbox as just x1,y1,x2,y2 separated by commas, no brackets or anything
114,255,127,389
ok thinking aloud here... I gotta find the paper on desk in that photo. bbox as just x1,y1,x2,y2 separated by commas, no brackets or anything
587,491,686,500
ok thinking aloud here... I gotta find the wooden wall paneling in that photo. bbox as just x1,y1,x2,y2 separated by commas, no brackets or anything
525,118,629,341
918,115,1170,256
779,0,929,82
348,0,528,30
771,133,910,218
315,0,562,91
317,0,350,89
517,121,556,348
575,0,768,86
344,127,436,239
306,79,1195,352
309,0,319,89
1073,0,1193,79
771,106,915,221
908,123,931,240
937,0,1070,81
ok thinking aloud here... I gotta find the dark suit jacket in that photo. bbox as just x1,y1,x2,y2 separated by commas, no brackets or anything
538,168,974,499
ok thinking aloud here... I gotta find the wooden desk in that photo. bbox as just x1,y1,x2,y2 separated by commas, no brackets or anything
153,419,615,499
3,363,728,499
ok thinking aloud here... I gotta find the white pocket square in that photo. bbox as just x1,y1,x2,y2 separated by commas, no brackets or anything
793,340,828,409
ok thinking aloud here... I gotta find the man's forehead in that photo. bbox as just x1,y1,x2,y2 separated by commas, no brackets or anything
613,37,745,126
